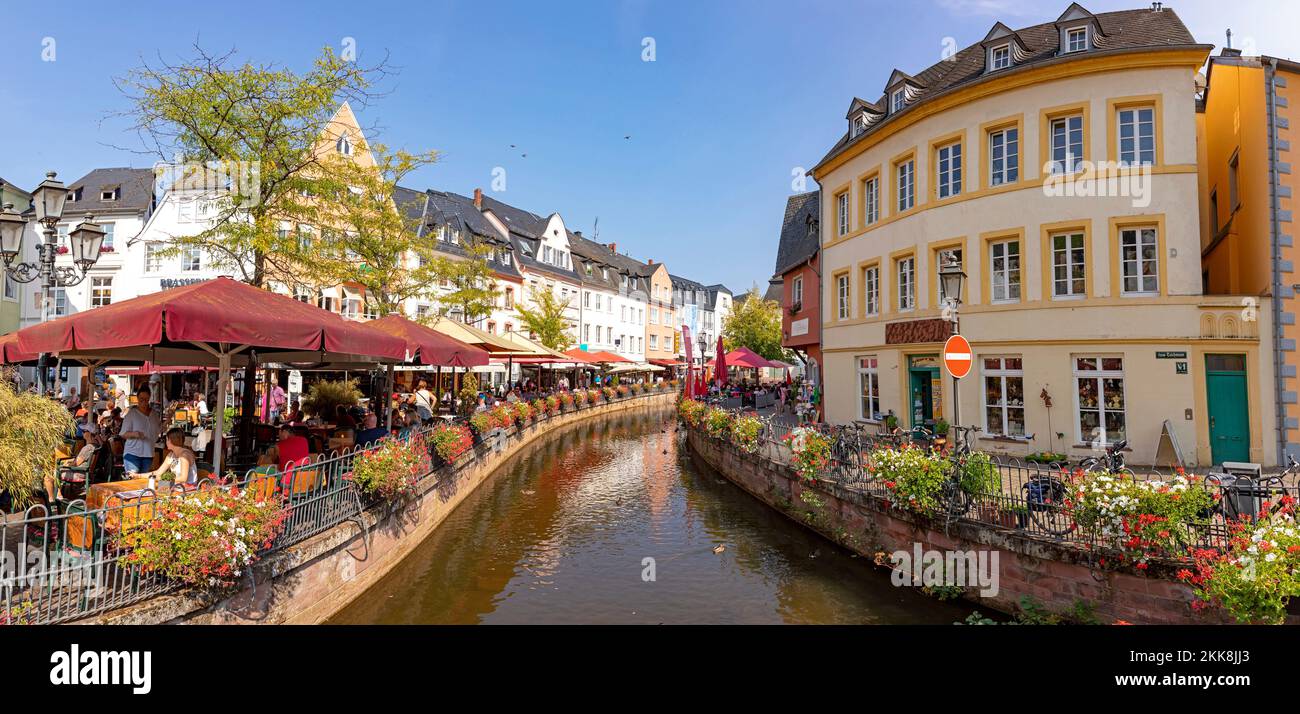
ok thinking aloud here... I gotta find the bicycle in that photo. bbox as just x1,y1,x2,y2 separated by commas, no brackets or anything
938,425,985,521
1078,439,1133,476
1021,459,1078,537
1203,455,1299,524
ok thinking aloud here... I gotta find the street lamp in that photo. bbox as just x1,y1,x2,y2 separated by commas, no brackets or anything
0,172,107,391
937,253,967,430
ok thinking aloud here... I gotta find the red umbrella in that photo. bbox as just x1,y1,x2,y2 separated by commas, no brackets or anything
715,336,727,386
0,331,36,364
369,315,489,367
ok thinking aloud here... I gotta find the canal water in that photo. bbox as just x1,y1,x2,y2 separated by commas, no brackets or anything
328,405,973,624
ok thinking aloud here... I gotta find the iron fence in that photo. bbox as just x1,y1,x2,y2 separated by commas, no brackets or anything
715,413,1300,557
1,387,673,625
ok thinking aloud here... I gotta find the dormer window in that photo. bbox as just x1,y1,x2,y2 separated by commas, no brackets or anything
100,187,120,202
336,135,353,156
851,114,868,138
1066,26,1088,52
67,187,83,203
891,89,906,114
990,44,1011,70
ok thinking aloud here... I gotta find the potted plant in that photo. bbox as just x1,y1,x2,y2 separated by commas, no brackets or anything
349,439,426,503
429,423,473,466
883,414,899,431
469,411,494,443
300,378,361,422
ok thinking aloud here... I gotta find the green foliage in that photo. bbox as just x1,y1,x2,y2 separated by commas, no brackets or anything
515,287,574,350
300,379,361,420
458,373,479,417
958,451,1000,496
0,382,75,509
721,285,788,363
423,242,501,324
871,446,950,514
1187,512,1300,624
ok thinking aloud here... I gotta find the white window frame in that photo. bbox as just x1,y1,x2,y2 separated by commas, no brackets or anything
1116,106,1155,167
837,192,849,236
90,276,112,308
836,274,850,320
4,273,18,301
989,127,1019,186
1050,232,1086,299
896,159,914,212
897,256,915,311
182,245,201,272
990,44,1011,70
1050,115,1084,175
1119,226,1159,296
989,239,1021,304
1066,27,1088,53
1073,356,1126,447
864,176,879,225
792,275,803,307
891,89,905,113
981,356,1025,438
936,141,962,199
857,356,881,421
52,288,68,317
864,265,879,316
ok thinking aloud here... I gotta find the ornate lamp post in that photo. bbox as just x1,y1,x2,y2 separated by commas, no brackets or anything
0,172,107,392
937,254,967,430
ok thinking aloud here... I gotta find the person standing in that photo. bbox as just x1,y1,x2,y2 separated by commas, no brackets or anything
120,386,162,475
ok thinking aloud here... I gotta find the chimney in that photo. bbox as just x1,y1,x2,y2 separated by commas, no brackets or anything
573,230,583,238
473,188,483,209
647,258,654,264
607,242,617,253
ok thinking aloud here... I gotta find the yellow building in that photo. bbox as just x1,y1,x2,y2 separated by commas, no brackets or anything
811,4,1274,467
1199,50,1300,463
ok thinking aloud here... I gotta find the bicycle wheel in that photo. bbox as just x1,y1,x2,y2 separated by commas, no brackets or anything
1024,476,1076,537
940,477,974,519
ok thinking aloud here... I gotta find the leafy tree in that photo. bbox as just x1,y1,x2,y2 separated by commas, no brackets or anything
515,288,573,351
114,45,392,288
429,242,500,325
722,285,788,363
0,380,74,509
292,145,443,315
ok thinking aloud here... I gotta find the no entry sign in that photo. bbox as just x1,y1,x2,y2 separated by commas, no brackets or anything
943,334,973,379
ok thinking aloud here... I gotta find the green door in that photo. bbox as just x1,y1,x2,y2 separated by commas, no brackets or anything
1206,354,1249,464
908,355,940,428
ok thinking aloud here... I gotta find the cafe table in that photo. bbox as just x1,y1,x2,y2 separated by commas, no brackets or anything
86,478,195,532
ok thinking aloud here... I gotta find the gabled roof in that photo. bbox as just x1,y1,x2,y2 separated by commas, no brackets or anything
480,194,548,239
773,190,820,277
0,176,31,198
814,6,1206,173
62,168,156,216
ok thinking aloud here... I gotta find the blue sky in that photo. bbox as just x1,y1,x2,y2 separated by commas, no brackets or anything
1,0,1296,294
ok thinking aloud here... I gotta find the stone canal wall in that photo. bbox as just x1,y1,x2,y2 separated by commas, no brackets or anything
77,392,676,625
685,430,1204,625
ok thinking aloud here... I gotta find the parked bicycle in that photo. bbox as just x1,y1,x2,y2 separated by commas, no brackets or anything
1022,459,1077,537
1203,454,1299,524
937,425,984,521
1078,439,1133,476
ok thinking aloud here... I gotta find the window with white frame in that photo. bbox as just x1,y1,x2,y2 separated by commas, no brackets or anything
1074,357,1125,446
792,275,803,307
1049,115,1084,175
3,274,16,301
650,334,658,351
864,176,879,225
989,127,1019,185
936,141,962,199
182,245,201,272
337,135,353,156
837,192,849,236
897,256,915,311
1066,27,1088,53
52,288,67,316
1119,226,1159,295
864,265,879,315
836,274,850,320
1050,232,1086,298
982,357,1025,437
990,44,1011,70
891,89,905,113
100,222,114,250
649,306,657,323
1117,106,1155,166
90,277,112,307
989,239,1021,303
896,159,915,212
857,356,881,420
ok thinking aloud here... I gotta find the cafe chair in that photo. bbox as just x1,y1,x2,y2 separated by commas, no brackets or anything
57,444,111,502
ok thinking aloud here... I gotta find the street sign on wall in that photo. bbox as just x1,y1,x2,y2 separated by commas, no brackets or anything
942,334,972,379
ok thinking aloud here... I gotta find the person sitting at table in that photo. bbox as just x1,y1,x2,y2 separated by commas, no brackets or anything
275,423,311,471
474,395,488,413
355,413,388,447
120,387,162,475
141,428,199,485
283,399,303,424
334,403,358,430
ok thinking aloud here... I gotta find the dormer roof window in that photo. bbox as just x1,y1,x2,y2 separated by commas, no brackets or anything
981,22,1028,74
1055,3,1101,55
100,186,120,201
890,89,906,113
883,70,924,115
851,113,868,138
67,187,83,203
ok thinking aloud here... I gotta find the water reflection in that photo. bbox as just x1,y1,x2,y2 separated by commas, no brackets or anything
328,407,972,624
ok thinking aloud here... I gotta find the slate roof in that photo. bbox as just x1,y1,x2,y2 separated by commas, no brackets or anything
394,185,521,279
60,168,157,216
773,190,820,277
815,6,1207,171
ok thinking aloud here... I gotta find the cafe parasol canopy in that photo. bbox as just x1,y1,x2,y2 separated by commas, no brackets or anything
367,314,490,367
6,276,409,473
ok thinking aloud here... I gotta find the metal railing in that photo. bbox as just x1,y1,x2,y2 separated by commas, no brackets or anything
1,386,675,625
703,412,1300,558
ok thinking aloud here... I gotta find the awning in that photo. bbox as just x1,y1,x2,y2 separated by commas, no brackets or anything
607,362,665,374
426,317,533,355
498,332,570,360
368,314,490,367
564,347,631,364
104,363,213,376
0,332,36,363
705,347,779,370
648,358,685,367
